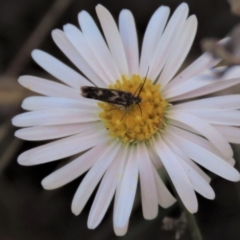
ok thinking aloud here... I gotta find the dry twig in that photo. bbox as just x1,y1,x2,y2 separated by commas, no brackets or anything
4,0,74,77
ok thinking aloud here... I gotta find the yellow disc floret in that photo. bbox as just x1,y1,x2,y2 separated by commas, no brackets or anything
98,75,168,143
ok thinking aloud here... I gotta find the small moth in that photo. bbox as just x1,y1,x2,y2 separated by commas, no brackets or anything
81,70,149,117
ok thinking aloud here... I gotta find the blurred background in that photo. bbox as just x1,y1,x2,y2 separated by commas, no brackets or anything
0,0,240,239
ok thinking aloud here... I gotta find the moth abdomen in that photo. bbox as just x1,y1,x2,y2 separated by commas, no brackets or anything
81,86,104,99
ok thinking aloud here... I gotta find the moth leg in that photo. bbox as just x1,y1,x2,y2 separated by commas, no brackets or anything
121,106,129,120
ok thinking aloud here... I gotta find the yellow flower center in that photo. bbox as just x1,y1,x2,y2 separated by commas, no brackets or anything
98,75,168,143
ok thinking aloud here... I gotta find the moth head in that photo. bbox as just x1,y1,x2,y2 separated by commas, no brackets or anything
81,86,93,98
133,96,142,104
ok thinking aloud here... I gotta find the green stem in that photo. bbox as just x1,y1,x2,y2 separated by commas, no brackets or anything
184,209,203,240
168,177,204,240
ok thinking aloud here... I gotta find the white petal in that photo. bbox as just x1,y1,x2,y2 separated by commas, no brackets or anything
167,124,234,166
163,66,240,101
159,15,197,88
171,94,240,110
113,147,129,227
153,167,176,208
18,76,82,100
167,117,199,134
166,129,240,181
52,29,105,87
166,124,224,158
138,143,158,220
31,50,90,89
165,52,217,90
78,10,121,82
163,134,211,183
88,149,122,229
167,111,233,158
63,24,111,85
180,109,240,126
148,143,163,169
114,146,138,228
139,6,170,76
15,122,97,141
153,136,198,213
96,5,129,75
170,79,240,102
41,142,109,189
114,222,129,237
17,125,108,165
119,10,139,75
21,96,97,111
148,3,189,80
228,158,236,166
213,125,240,144
165,38,229,91
12,109,98,127
179,158,215,199
165,66,240,101
71,141,121,215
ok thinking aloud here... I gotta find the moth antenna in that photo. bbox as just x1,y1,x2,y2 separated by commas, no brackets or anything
137,103,142,116
133,83,142,96
87,79,97,87
137,66,150,97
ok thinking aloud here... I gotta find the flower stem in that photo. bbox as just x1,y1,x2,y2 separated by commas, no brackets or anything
184,209,203,240
4,0,74,77
168,176,204,240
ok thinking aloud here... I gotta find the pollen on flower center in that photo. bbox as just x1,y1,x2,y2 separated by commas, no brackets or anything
98,75,168,143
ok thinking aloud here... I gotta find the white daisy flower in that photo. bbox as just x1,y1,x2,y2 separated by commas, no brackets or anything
12,3,240,236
